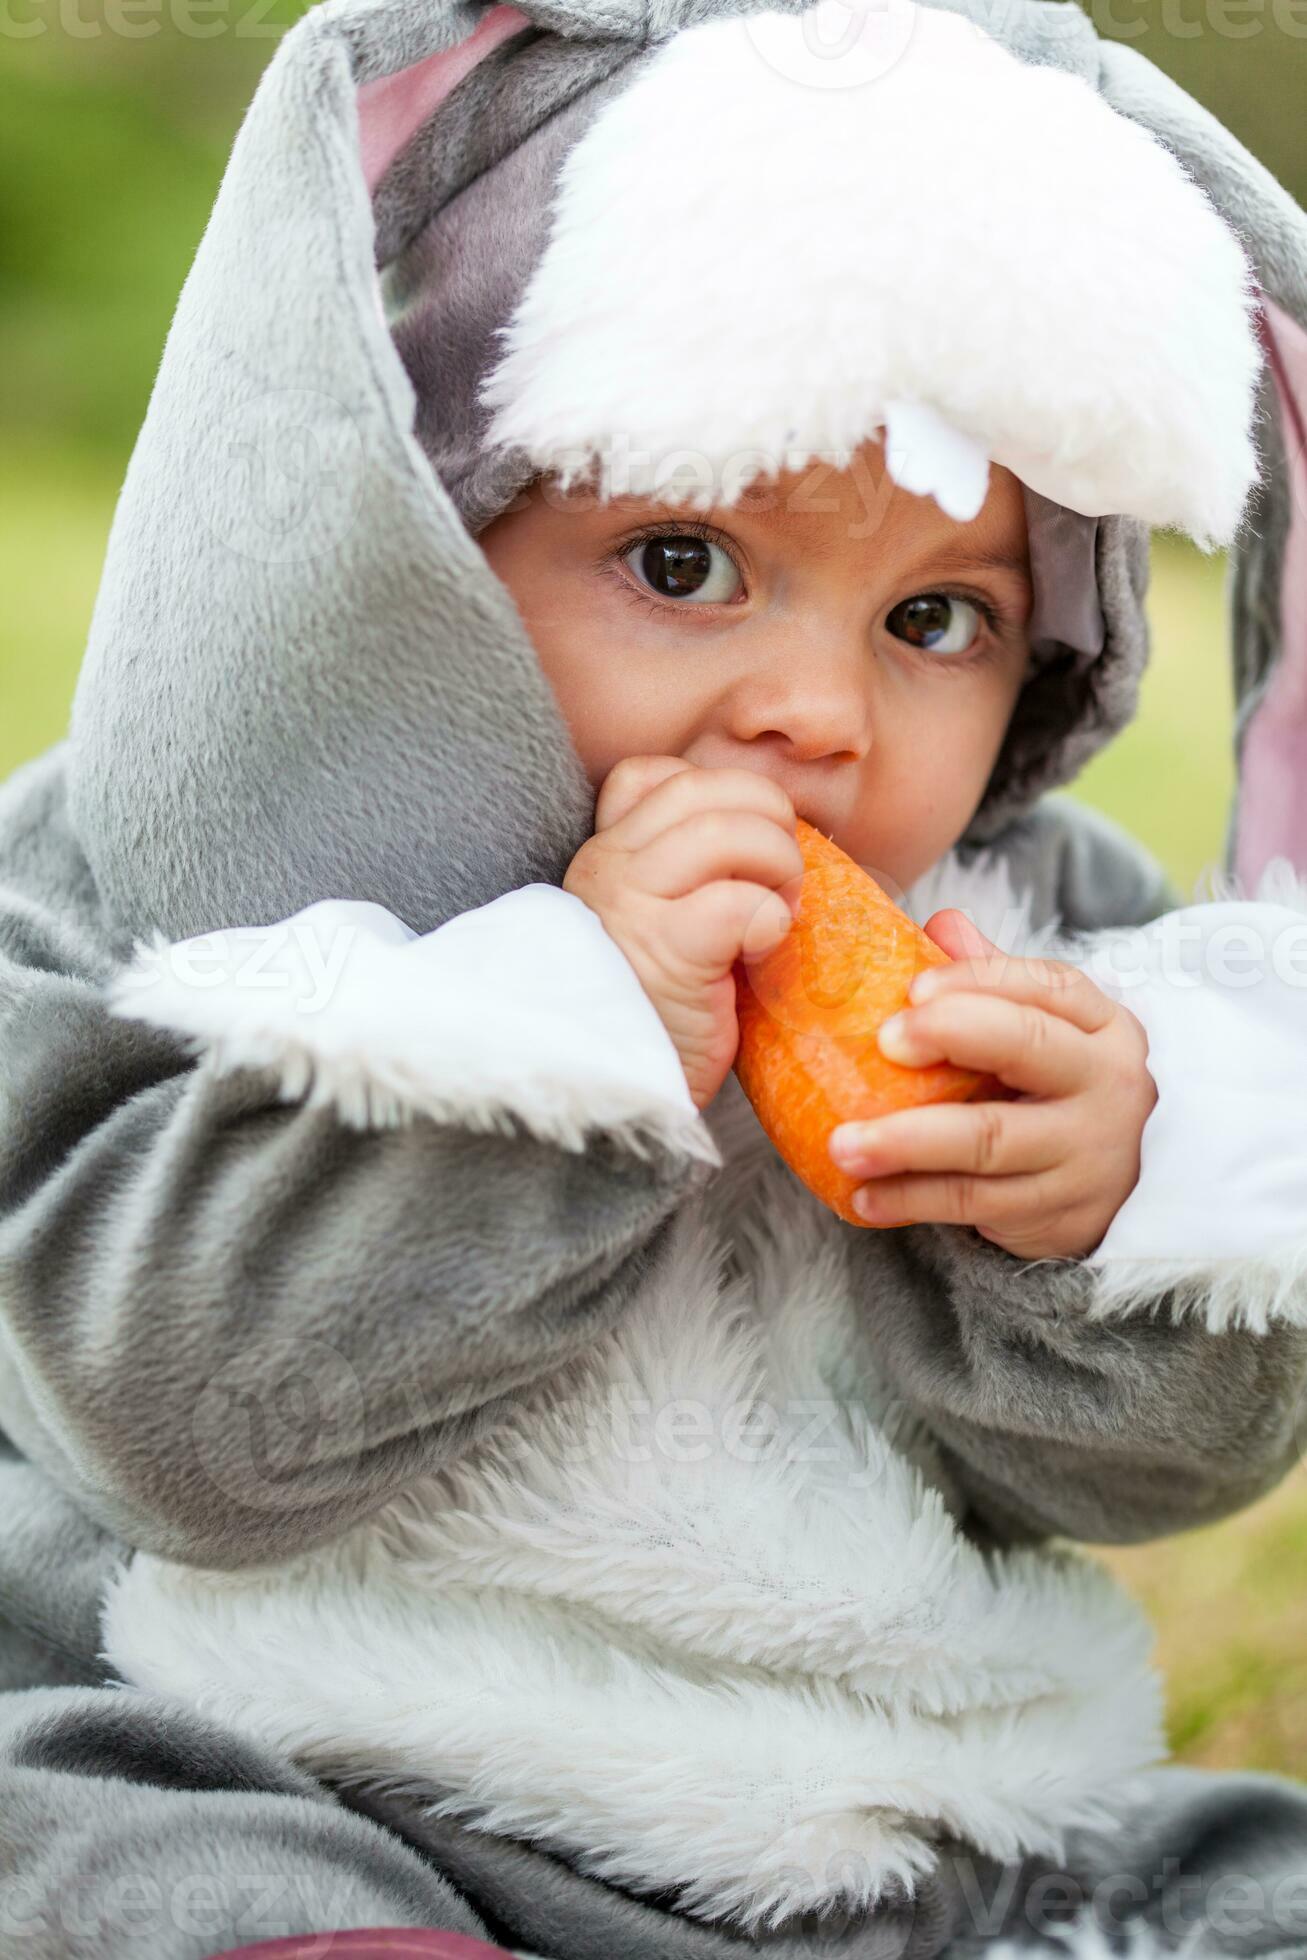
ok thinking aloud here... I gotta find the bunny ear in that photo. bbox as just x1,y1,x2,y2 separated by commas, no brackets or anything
1231,297,1307,891
356,3,533,193
1095,39,1307,890
68,0,609,946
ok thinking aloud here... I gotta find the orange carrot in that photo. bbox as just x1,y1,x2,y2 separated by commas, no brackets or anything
732,819,1001,1228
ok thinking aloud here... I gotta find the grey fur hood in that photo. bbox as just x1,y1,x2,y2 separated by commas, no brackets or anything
63,0,1307,956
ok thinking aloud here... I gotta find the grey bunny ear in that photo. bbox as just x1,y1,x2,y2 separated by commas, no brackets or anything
1097,40,1307,891
356,3,533,193
66,0,608,948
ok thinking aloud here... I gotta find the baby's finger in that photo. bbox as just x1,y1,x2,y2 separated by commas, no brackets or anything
594,755,698,833
877,992,1089,1097
849,1168,1057,1231
920,908,1001,964
665,880,796,972
909,946,1114,1035
829,1097,1066,1181
599,758,796,850
637,811,805,904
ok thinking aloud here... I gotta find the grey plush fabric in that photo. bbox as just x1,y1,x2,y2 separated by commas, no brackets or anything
2,745,1304,1618
0,1688,492,1957
0,1686,1305,1958
3,0,1307,1947
0,748,715,1571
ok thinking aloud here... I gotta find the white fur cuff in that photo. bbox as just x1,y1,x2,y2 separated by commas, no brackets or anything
1070,867,1307,1332
108,886,722,1167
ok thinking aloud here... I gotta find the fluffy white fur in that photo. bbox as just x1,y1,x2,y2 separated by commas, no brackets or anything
478,0,1261,545
102,1019,1163,1931
109,884,722,1170
109,844,1307,1340
1063,855,1307,1334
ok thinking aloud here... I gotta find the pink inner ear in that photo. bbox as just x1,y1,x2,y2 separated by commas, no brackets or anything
1234,296,1307,891
356,4,533,195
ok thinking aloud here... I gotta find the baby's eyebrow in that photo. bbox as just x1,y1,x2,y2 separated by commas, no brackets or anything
721,502,1032,583
914,542,1033,583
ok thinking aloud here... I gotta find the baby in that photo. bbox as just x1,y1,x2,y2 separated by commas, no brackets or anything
480,448,1155,1262
3,0,1307,1953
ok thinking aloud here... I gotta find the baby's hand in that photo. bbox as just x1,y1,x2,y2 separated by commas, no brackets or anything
828,911,1157,1260
564,756,804,1112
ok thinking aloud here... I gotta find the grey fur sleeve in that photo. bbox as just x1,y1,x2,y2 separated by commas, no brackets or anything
868,794,1307,1547
0,963,715,1570
868,1223,1307,1545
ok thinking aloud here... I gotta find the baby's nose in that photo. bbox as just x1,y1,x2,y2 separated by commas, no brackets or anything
733,664,874,767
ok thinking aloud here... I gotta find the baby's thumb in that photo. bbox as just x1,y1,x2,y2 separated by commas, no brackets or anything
921,907,1000,963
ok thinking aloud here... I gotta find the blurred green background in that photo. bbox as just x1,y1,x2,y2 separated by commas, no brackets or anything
2,1,1305,1771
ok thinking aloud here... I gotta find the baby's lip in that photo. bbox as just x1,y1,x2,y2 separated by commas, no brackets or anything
732,766,844,845
793,803,841,843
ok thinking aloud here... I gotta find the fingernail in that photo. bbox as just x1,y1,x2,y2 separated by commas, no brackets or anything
829,1123,872,1168
853,1186,880,1220
909,969,941,1004
877,1013,915,1063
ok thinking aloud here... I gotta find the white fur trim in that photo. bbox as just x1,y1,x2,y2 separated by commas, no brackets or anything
902,845,1307,1337
883,399,992,524
102,1145,1162,1931
901,846,1054,953
1053,859,1307,1333
479,0,1260,545
108,887,721,1168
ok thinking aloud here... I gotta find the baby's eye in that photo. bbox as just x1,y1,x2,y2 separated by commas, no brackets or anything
885,593,983,656
622,533,742,605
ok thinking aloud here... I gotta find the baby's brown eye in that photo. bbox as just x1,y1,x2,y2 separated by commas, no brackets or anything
623,535,742,604
886,593,982,655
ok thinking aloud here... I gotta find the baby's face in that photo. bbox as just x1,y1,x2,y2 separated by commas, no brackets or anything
478,437,1033,893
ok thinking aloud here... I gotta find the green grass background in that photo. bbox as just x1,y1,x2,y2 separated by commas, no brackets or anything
2,1,1305,1773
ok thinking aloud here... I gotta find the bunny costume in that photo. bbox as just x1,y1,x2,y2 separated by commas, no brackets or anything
2,0,1307,1954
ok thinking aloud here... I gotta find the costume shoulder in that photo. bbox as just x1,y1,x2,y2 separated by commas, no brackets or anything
0,747,118,974
964,792,1180,936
